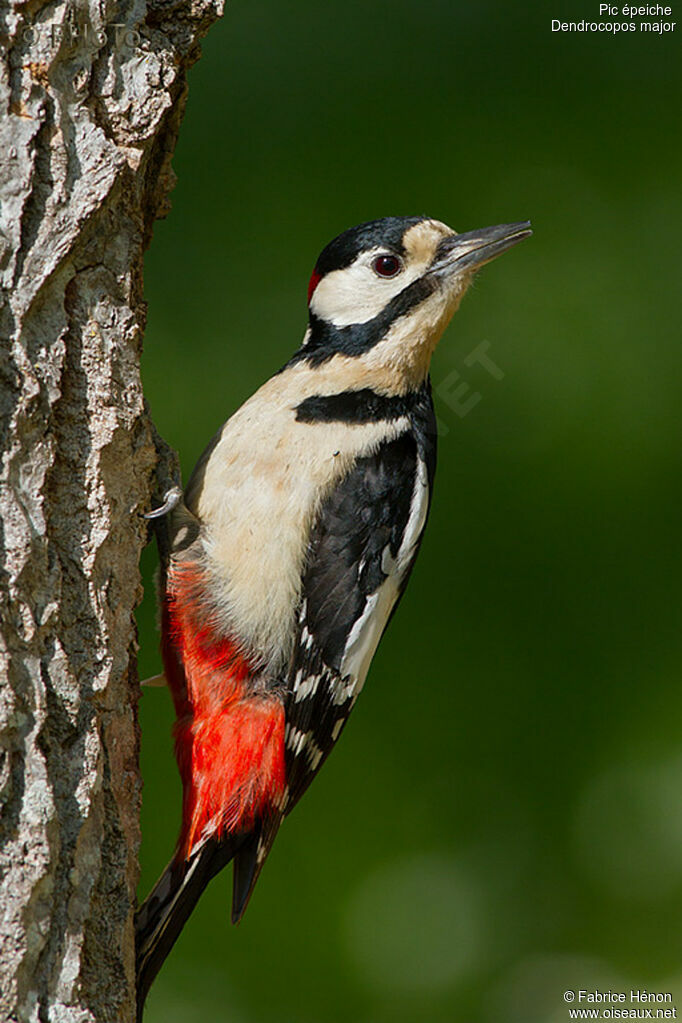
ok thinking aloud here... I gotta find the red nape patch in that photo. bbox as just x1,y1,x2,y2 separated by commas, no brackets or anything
160,563,286,858
307,269,321,304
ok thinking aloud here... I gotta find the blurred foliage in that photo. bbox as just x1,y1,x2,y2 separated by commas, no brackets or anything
137,1,682,1020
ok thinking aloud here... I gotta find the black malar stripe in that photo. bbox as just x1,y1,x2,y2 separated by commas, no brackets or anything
294,388,419,424
294,382,434,425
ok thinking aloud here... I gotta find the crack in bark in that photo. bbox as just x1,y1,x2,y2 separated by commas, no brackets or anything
0,0,224,1016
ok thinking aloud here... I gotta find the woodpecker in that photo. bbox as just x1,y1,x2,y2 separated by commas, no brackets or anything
135,215,531,1014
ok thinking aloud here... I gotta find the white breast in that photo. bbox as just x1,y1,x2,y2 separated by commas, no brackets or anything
188,366,410,673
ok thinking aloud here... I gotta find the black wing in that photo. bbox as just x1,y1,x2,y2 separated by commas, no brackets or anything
283,400,437,811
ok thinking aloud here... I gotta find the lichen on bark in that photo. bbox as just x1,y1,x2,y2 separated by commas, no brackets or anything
0,0,222,1017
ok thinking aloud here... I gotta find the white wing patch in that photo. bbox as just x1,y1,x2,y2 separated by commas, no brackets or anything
339,575,399,692
284,445,432,811
339,455,430,692
398,455,430,569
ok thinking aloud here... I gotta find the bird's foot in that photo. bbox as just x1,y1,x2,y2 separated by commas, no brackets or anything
145,486,183,520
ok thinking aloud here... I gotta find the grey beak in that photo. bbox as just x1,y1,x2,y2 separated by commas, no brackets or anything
433,221,532,274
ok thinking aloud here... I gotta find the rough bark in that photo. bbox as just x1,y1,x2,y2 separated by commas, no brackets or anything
0,0,222,1017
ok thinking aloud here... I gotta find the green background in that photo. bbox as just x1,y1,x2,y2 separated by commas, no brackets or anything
136,2,682,1021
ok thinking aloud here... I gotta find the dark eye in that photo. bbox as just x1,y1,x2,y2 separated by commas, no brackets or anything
372,254,402,278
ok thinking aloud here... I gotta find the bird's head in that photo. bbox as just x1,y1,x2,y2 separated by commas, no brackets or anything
296,216,531,391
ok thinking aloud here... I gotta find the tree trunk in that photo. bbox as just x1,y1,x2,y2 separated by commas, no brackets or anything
0,0,222,1017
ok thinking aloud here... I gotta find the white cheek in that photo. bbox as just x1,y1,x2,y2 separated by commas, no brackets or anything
311,263,419,327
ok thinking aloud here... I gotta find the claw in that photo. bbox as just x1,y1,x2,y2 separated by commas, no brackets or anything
140,673,167,688
145,486,183,520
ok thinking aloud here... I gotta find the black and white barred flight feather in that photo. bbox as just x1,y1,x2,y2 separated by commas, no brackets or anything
284,384,437,808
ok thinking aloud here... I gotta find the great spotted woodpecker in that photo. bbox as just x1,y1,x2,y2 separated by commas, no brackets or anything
135,215,531,1013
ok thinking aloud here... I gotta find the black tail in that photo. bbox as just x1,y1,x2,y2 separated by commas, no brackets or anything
230,816,282,924
135,838,239,1021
